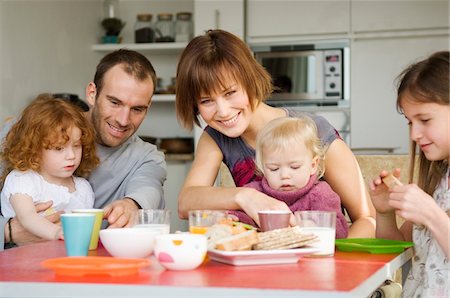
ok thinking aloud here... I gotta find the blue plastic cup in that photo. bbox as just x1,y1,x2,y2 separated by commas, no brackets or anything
61,213,95,256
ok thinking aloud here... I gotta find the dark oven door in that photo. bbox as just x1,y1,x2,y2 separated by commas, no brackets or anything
256,50,324,101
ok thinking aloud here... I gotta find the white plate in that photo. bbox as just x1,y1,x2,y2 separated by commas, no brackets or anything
208,247,319,266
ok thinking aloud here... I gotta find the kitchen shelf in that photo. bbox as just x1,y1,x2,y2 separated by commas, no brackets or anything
92,42,188,54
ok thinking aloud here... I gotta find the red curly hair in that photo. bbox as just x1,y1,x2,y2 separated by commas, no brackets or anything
1,94,99,183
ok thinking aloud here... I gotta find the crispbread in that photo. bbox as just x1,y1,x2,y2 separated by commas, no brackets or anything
382,174,403,189
254,226,319,250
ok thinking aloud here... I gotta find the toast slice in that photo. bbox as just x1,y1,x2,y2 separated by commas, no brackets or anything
382,174,403,190
214,230,259,251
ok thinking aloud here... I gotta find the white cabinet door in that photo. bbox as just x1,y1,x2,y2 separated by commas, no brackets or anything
350,35,448,154
247,0,350,43
194,0,244,38
351,0,449,33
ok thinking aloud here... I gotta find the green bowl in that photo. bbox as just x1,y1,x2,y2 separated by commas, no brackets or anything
335,238,414,254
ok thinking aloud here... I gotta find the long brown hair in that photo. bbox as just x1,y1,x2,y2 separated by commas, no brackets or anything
1,94,99,183
175,29,273,130
396,51,449,195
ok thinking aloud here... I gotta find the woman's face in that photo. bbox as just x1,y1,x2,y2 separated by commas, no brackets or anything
197,80,253,138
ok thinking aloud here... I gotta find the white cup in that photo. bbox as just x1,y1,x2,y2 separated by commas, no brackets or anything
134,209,171,234
295,211,336,257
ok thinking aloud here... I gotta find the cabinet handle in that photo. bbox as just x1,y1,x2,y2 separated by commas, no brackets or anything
214,9,220,29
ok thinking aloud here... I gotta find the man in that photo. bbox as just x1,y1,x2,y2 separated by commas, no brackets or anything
1,49,167,249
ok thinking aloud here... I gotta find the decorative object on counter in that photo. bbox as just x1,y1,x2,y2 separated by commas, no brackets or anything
134,14,155,43
52,93,89,112
159,137,194,154
175,12,193,42
101,17,125,44
139,135,157,145
166,77,176,94
155,13,175,42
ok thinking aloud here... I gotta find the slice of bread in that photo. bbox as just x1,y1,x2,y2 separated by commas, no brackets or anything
214,230,259,251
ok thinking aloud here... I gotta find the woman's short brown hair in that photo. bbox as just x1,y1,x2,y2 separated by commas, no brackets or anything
1,94,99,182
175,29,273,130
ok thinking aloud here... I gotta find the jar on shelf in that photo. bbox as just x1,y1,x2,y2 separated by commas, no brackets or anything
175,12,193,42
155,13,175,42
134,14,155,43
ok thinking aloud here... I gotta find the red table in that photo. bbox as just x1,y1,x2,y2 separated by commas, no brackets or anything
0,240,412,297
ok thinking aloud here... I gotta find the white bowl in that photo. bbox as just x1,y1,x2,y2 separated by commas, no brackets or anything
154,233,207,271
99,228,160,258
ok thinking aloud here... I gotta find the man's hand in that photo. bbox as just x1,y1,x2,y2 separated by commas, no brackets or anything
5,201,62,246
103,198,140,228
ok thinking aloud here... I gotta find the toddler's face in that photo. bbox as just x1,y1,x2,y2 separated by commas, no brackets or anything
40,126,83,184
262,143,318,191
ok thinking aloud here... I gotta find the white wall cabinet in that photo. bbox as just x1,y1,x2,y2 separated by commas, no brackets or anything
351,0,449,33
194,0,244,38
246,0,350,44
350,35,449,154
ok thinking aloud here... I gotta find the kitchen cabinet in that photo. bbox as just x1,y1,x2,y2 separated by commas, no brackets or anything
350,35,449,154
351,0,449,34
246,0,350,44
194,0,244,38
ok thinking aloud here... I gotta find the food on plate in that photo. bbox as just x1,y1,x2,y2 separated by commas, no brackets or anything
254,226,318,250
205,219,256,250
382,174,403,190
215,230,259,251
207,222,319,251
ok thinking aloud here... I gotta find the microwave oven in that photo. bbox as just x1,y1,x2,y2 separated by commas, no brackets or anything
252,41,349,103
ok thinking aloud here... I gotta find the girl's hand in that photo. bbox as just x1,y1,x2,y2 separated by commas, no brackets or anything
235,188,296,226
389,184,435,227
369,169,402,214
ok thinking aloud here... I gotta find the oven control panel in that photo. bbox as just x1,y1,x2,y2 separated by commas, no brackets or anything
324,50,343,99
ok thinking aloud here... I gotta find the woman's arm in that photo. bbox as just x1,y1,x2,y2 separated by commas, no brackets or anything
178,132,293,225
10,194,62,240
322,139,376,238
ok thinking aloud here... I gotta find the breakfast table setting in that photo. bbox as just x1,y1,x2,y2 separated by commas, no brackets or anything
0,209,414,297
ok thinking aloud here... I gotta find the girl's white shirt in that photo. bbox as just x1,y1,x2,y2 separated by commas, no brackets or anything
1,169,95,217
403,168,449,297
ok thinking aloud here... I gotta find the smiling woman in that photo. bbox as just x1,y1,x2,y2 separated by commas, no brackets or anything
174,29,375,238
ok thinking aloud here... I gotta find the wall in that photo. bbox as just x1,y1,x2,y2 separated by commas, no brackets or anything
0,0,101,120
0,0,192,232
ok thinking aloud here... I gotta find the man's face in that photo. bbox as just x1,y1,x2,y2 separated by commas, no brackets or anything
87,65,154,147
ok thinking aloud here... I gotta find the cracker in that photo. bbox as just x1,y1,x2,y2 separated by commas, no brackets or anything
382,174,403,190
254,226,319,250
